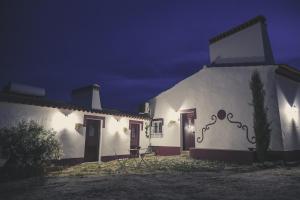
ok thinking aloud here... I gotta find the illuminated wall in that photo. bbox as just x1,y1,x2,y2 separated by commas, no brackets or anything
149,65,283,151
276,75,300,151
0,102,149,159
101,116,148,156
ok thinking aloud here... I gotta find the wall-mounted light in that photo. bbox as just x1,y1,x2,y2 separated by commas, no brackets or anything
113,116,122,122
123,127,129,134
168,120,177,126
291,104,298,120
75,123,85,135
59,109,73,117
75,123,82,131
284,102,299,122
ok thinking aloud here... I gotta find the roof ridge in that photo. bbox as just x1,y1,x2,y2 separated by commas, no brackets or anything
0,92,149,120
209,15,266,44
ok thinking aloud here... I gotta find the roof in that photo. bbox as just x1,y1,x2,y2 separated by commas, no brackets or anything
276,64,300,82
209,15,266,44
0,92,149,120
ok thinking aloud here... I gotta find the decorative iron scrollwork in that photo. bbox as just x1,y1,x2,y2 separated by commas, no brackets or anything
197,110,256,144
197,115,217,143
227,113,255,144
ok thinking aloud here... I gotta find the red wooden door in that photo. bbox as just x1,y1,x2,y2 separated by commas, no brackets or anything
182,113,195,150
84,120,100,162
130,123,140,156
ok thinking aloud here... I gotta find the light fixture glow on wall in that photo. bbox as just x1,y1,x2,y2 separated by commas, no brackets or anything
291,104,298,120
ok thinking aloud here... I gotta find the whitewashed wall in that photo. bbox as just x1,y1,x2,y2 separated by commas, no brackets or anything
149,65,283,151
101,115,149,157
0,102,149,159
276,75,300,151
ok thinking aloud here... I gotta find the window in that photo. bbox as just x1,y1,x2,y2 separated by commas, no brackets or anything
151,118,164,138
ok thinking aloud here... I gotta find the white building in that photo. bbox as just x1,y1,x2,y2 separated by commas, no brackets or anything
0,83,149,164
146,16,300,162
0,16,299,164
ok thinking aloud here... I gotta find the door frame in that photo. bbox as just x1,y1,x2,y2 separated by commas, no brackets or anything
129,120,143,156
180,108,197,150
83,115,105,162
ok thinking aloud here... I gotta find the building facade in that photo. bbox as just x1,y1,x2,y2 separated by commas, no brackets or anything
147,16,300,162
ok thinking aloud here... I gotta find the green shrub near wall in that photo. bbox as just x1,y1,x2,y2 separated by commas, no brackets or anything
249,70,271,162
0,120,61,178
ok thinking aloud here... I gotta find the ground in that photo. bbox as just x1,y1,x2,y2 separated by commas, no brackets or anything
1,155,300,200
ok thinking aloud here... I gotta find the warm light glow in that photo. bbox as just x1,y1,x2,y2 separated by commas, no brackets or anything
106,116,128,138
165,107,178,122
51,110,80,132
284,103,298,122
184,118,195,132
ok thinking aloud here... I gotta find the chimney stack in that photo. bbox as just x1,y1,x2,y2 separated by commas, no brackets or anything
71,84,102,110
209,16,275,66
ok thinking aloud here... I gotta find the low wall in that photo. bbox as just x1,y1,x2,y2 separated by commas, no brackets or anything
190,148,255,163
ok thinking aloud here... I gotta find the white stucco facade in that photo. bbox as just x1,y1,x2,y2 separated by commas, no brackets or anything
0,102,149,161
149,65,286,153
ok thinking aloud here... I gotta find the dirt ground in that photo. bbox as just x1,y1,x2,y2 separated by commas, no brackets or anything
1,165,300,200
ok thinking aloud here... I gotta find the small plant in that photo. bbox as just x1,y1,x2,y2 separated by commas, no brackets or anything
145,123,151,138
249,70,271,162
0,120,61,178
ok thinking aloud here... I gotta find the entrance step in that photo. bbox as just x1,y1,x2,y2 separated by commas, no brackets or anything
181,150,190,157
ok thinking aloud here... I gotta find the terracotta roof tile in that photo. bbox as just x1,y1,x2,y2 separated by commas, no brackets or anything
0,93,149,120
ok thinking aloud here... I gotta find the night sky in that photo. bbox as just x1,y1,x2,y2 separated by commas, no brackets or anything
1,0,300,112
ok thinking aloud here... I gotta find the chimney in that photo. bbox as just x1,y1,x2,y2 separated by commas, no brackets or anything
209,16,275,66
71,84,102,110
3,82,46,97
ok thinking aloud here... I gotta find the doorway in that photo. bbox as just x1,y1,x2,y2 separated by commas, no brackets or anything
181,110,196,150
84,119,101,162
130,123,140,157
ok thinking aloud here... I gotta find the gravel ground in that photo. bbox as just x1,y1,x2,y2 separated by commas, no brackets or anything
1,166,300,200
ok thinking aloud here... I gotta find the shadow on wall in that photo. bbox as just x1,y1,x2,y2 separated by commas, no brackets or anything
291,120,299,149
58,129,77,157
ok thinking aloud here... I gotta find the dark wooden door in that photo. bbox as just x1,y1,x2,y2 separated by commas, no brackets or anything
182,113,195,150
130,123,140,156
84,120,100,162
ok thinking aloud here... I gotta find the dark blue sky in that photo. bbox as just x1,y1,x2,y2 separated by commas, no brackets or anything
1,0,300,112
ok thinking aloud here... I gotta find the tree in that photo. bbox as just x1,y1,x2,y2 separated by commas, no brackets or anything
0,120,61,178
250,70,271,162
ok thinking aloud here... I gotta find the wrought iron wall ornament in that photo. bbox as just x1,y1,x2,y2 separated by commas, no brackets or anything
227,113,256,144
197,114,217,143
196,109,256,144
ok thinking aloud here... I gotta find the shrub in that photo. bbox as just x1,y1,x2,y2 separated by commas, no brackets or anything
0,120,61,178
249,70,271,162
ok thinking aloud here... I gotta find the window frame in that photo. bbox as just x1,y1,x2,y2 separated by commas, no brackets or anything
151,118,164,138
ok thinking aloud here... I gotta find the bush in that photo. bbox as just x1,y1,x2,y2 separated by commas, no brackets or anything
0,120,61,178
